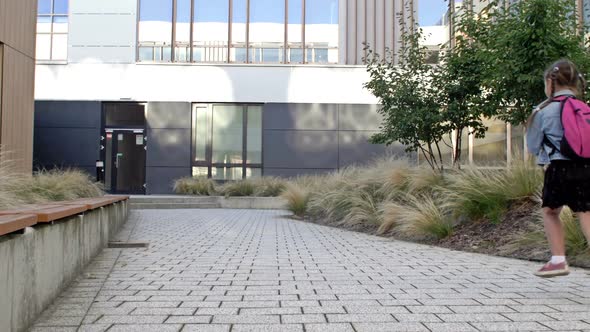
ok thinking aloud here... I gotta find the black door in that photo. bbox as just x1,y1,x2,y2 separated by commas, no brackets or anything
107,130,146,194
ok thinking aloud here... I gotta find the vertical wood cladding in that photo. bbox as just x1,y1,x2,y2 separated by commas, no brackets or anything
0,0,37,173
341,0,415,65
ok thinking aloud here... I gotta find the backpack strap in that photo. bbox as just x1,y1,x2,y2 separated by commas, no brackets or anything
542,95,574,156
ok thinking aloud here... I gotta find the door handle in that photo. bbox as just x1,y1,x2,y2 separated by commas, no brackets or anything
115,153,123,169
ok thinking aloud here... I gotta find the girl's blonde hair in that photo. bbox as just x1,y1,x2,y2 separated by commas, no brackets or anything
527,59,587,127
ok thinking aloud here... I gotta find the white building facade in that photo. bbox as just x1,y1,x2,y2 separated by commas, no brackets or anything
34,0,416,194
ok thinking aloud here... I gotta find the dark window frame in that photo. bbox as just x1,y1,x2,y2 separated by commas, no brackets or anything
191,103,263,180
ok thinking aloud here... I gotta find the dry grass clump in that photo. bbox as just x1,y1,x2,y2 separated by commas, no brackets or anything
217,180,255,197
174,177,216,195
560,208,589,256
0,163,103,210
250,177,287,197
281,183,309,217
379,195,453,240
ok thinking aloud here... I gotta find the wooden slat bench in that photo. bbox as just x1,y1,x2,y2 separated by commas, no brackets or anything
0,214,38,236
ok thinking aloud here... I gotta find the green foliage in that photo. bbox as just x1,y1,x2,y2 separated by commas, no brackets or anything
561,208,589,256
174,177,216,195
364,8,447,170
466,0,590,124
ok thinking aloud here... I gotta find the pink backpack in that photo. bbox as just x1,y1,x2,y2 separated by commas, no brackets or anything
553,95,590,159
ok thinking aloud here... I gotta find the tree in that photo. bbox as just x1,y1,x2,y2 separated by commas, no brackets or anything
432,0,494,167
468,0,590,125
364,12,447,171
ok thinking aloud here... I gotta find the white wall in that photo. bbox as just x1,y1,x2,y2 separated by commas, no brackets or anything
69,0,137,63
35,63,378,104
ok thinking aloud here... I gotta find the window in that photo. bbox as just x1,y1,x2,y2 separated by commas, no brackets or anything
192,104,262,180
36,0,69,61
305,0,338,63
138,0,173,62
137,0,339,64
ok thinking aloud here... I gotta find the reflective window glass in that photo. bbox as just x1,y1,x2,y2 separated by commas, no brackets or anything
194,0,229,62
231,0,247,62
175,0,191,62
38,0,51,14
212,106,243,164
250,0,284,63
51,34,68,60
53,0,68,14
37,16,52,33
473,119,507,166
139,47,154,61
52,16,68,33
138,0,173,62
36,34,52,60
246,168,262,178
212,167,243,181
192,167,209,177
194,107,209,162
305,0,338,63
247,106,262,164
288,0,303,63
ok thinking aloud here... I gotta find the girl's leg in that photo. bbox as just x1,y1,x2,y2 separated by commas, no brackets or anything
577,212,590,247
543,207,565,256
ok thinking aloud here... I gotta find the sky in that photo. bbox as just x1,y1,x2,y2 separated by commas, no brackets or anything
140,0,338,24
418,0,453,26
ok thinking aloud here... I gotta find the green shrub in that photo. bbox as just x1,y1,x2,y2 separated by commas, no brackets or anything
174,177,216,195
281,184,308,217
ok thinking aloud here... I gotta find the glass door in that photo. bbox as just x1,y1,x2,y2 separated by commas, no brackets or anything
106,130,146,194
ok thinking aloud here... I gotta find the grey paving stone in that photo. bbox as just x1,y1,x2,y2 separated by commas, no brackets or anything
423,322,478,332
107,324,182,332
304,323,355,332
28,209,590,332
212,314,281,324
231,324,303,332
281,314,327,323
353,322,429,332
470,321,552,331
181,325,231,332
78,324,113,332
29,328,78,332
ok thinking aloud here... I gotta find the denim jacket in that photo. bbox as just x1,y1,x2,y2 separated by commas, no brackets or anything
526,89,575,166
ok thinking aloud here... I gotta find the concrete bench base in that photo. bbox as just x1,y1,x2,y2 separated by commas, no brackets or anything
0,200,128,332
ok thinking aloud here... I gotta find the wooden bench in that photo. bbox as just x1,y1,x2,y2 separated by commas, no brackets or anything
0,196,130,234
0,214,37,236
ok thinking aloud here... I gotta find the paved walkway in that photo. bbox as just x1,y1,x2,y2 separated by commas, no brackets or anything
31,209,590,332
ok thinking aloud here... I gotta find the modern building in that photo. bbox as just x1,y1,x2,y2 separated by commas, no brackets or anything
0,0,37,173
34,0,416,194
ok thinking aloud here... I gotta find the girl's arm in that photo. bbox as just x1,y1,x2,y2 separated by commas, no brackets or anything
526,110,544,156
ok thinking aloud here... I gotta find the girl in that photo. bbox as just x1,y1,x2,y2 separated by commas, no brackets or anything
526,59,590,278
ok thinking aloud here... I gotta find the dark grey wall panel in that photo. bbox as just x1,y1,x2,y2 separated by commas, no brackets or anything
147,102,191,129
338,131,407,167
263,103,338,130
263,168,335,178
34,101,101,128
339,104,382,131
146,167,190,194
263,131,338,169
33,128,100,168
146,129,191,167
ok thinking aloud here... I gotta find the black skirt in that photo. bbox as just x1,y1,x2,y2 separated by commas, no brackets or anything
542,160,590,212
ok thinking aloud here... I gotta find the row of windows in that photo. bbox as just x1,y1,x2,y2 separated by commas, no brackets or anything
138,0,339,64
